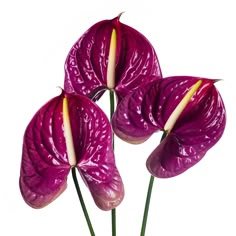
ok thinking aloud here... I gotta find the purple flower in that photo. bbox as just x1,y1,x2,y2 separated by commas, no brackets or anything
64,14,162,102
112,76,226,178
19,91,124,210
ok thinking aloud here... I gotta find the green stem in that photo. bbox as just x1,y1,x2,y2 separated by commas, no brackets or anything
109,90,115,128
140,131,168,236
109,90,116,236
71,167,95,236
140,175,155,236
112,207,116,236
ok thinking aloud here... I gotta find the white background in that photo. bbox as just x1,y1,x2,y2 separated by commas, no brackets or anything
1,0,235,235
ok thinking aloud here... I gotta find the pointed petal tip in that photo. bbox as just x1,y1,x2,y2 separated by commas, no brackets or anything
117,12,125,19
214,78,223,83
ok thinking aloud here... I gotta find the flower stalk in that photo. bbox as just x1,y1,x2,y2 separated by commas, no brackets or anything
71,167,95,236
110,90,116,236
140,131,167,236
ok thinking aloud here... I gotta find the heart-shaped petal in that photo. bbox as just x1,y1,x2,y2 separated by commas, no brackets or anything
20,92,124,210
64,14,162,102
112,76,226,177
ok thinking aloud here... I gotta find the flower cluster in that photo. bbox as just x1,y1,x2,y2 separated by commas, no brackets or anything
19,13,226,223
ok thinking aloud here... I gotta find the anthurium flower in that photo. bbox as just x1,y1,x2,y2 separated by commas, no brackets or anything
64,14,162,102
112,76,226,178
19,91,124,210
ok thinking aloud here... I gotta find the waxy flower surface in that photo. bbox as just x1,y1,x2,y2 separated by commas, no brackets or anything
64,15,162,102
112,76,226,178
20,91,124,210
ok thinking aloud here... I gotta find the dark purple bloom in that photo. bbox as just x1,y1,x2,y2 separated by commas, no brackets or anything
112,76,226,178
64,14,162,102
20,91,124,210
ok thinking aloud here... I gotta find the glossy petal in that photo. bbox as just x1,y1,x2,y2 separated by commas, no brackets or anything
64,14,162,102
20,92,124,210
112,76,226,177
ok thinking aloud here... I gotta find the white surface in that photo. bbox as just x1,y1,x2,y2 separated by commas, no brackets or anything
0,0,235,235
